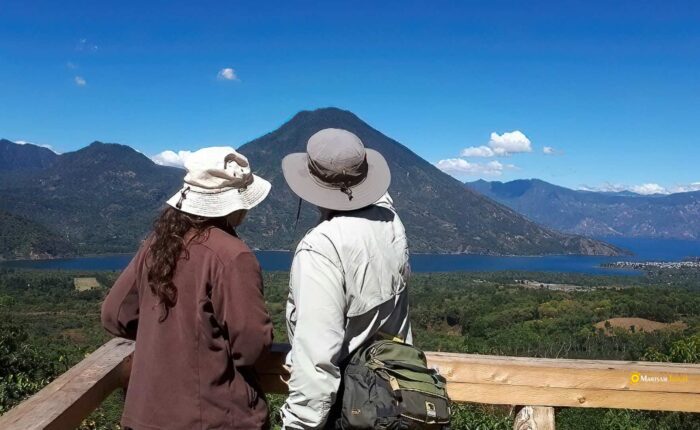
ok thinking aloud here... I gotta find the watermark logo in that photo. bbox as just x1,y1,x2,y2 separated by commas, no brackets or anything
629,372,688,384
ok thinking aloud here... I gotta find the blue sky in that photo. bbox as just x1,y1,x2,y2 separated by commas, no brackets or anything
1,0,699,193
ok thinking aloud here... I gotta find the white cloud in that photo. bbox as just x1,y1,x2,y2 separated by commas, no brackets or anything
76,38,98,52
460,145,495,157
578,182,661,194
66,61,78,69
543,146,554,155
217,68,239,81
668,182,700,193
488,130,532,155
459,130,532,158
579,182,700,195
578,182,628,193
435,159,513,177
74,76,87,86
151,150,192,168
630,183,667,195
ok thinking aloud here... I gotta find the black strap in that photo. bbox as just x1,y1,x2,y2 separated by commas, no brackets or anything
293,197,302,233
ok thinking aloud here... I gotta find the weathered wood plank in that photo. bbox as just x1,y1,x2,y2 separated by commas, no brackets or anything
513,406,555,430
429,353,697,412
0,338,134,430
427,352,700,394
445,382,700,412
428,351,699,370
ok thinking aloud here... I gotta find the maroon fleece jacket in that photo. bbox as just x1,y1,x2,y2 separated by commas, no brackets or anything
101,228,273,430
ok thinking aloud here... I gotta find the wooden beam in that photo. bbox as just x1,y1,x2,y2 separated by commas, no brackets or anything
428,352,700,393
0,338,134,430
426,352,700,412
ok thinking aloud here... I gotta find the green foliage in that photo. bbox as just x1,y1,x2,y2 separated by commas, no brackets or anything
404,272,700,361
78,391,123,430
267,393,285,430
449,404,513,430
0,323,70,414
0,269,114,420
1,268,699,429
644,335,700,363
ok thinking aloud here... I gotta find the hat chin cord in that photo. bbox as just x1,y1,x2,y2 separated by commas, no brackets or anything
175,186,191,209
306,155,368,201
339,186,354,201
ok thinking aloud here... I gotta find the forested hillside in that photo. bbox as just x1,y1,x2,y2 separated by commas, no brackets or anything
0,110,623,257
0,211,74,260
0,142,183,255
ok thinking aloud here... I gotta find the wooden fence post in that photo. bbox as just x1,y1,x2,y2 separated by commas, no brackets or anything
513,405,555,430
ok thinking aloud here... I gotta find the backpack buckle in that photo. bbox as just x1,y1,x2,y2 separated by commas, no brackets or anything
389,375,402,400
426,401,437,423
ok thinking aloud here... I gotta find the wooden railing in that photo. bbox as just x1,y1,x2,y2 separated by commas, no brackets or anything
1,338,699,429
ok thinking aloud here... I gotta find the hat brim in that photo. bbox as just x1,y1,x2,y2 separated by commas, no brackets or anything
166,175,271,218
282,149,391,211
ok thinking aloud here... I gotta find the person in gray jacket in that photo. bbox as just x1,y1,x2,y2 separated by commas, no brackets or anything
280,128,412,429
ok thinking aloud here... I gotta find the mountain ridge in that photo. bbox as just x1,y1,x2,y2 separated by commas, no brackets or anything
0,109,622,256
467,179,700,240
237,107,622,255
0,141,183,254
0,139,58,171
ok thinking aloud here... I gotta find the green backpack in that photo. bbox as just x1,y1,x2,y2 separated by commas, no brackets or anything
333,339,451,429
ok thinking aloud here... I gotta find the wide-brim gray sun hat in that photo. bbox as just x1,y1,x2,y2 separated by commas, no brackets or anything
166,146,271,218
282,128,391,211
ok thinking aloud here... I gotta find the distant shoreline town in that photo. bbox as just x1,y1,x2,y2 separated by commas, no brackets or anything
603,257,700,270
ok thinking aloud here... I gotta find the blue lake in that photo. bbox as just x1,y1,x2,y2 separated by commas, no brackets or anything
2,237,699,274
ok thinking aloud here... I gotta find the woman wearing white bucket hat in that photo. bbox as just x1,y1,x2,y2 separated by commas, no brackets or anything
102,147,273,430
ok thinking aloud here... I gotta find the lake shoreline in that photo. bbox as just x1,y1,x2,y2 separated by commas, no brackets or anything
2,238,698,275
4,247,633,263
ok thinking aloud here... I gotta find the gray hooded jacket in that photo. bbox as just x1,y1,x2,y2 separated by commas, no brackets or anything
281,194,412,429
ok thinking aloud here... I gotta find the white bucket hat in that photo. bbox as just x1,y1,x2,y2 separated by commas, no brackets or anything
166,146,271,218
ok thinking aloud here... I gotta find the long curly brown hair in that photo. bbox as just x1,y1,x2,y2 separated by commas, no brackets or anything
147,207,231,321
